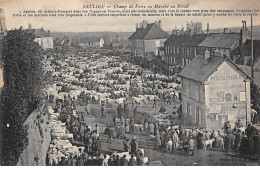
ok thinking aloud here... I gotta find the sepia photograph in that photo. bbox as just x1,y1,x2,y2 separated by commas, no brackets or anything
0,0,260,166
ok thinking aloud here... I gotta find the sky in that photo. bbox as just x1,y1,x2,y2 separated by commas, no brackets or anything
1,0,260,32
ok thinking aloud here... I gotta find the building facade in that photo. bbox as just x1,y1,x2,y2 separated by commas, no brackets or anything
128,20,169,56
24,25,54,50
164,33,206,67
79,37,104,48
179,51,252,129
34,37,54,50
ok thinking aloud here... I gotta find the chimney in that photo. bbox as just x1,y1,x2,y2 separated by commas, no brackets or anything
240,20,248,58
142,20,147,29
206,22,210,36
204,48,210,60
214,48,221,57
223,28,229,33
158,20,161,28
136,23,139,30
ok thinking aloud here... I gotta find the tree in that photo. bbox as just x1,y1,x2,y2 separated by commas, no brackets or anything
1,29,42,165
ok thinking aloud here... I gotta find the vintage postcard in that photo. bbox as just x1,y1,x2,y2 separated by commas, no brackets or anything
0,0,260,166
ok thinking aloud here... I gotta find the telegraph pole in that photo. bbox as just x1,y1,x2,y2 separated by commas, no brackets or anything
251,15,254,79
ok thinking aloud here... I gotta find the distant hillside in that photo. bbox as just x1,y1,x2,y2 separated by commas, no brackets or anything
50,32,133,44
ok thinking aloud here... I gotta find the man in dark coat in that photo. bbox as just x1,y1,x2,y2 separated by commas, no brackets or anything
58,157,67,166
130,136,139,155
128,154,136,166
105,126,113,143
120,155,128,166
117,104,123,118
66,154,74,166
101,104,105,119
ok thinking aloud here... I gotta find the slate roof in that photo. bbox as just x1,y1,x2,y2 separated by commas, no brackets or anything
179,55,251,82
198,33,240,49
164,34,207,46
25,29,49,38
128,23,169,40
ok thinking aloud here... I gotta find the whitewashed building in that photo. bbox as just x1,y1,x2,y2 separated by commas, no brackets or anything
179,50,252,129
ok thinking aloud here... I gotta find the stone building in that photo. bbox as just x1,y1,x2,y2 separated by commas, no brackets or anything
79,37,104,48
24,25,54,50
128,20,169,56
164,33,206,67
179,50,252,129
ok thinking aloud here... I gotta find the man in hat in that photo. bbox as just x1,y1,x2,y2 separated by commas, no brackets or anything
235,119,243,130
101,104,105,119
188,135,196,156
128,154,137,166
117,104,123,118
104,125,113,144
223,121,231,134
95,124,100,137
130,136,139,155
123,137,129,152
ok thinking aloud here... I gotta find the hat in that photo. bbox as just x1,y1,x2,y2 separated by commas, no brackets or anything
238,119,241,121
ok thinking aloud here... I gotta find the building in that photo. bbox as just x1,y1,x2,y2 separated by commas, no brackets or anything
128,20,169,56
179,50,252,129
24,25,54,50
198,23,250,61
164,33,207,67
235,39,260,86
78,37,104,48
186,21,204,35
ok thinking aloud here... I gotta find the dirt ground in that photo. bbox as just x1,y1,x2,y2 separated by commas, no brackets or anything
75,100,260,166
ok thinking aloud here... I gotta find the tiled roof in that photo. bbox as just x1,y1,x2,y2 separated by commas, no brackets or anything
179,55,251,82
128,23,169,40
164,34,207,46
25,29,49,38
198,33,240,49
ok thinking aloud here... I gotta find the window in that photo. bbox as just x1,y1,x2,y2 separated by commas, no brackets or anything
194,48,197,56
173,57,176,64
187,103,191,115
182,58,185,66
170,56,173,63
225,93,232,102
234,94,238,101
186,59,189,66
177,47,179,54
195,108,202,126
173,47,175,54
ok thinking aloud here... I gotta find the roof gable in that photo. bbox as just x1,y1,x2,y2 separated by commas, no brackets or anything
179,55,251,82
128,23,169,40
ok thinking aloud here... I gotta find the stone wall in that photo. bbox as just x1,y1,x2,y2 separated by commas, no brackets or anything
17,102,51,166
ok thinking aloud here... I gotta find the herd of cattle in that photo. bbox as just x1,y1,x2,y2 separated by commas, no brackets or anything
42,51,258,166
43,51,181,165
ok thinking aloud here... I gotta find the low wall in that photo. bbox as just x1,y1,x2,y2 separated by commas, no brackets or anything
17,102,51,166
